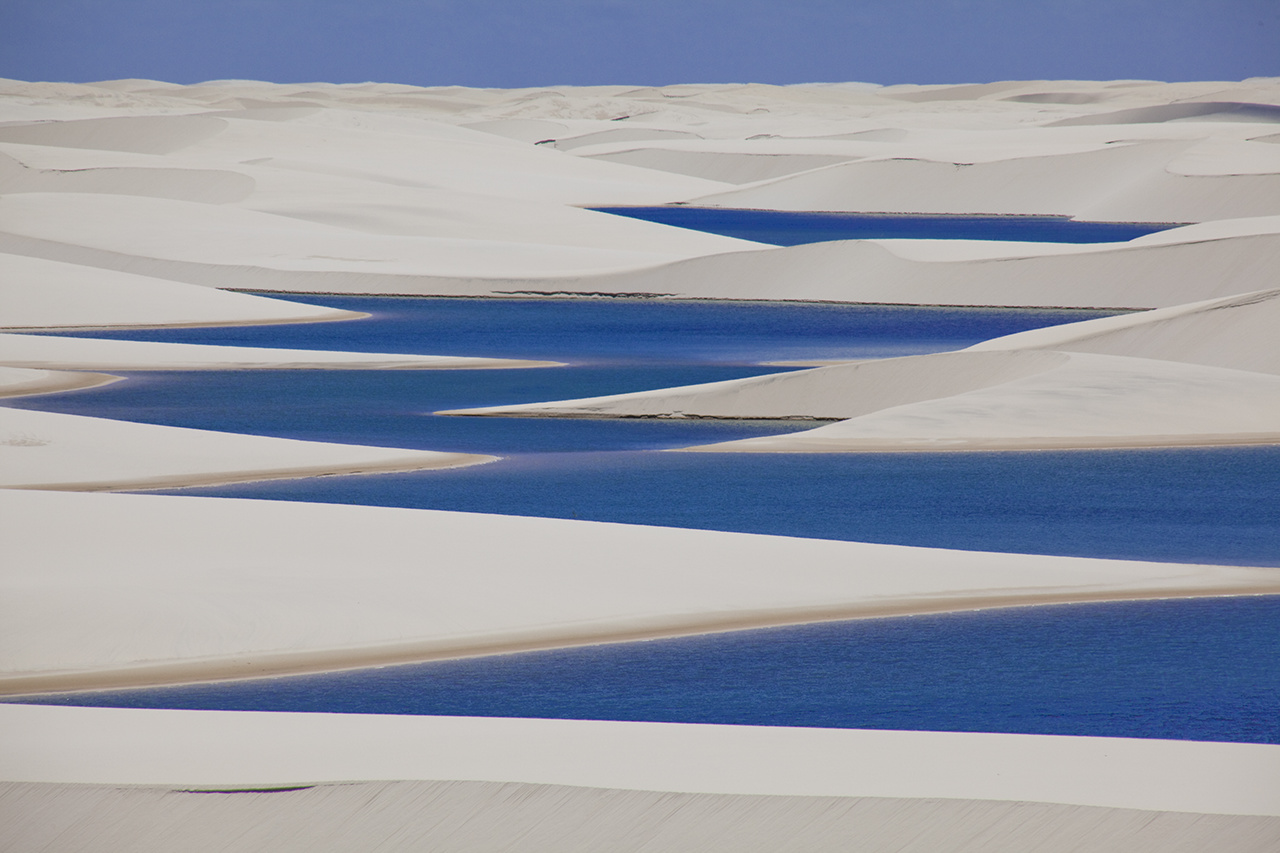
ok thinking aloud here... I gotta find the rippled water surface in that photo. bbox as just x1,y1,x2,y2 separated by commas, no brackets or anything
22,597,1280,744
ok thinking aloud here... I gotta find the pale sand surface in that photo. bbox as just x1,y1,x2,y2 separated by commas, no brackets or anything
0,408,492,491
683,354,1280,453
2,706,1279,815
0,364,118,398
444,352,1280,453
0,251,361,329
690,140,1280,221
529,225,1280,308
3,489,1276,694
4,195,1276,306
968,287,1280,374
7,779,1279,853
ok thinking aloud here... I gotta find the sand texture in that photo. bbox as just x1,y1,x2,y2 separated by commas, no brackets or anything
7,779,1279,853
5,706,1280,815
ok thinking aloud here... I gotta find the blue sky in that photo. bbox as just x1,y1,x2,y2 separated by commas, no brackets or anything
2,0,1275,88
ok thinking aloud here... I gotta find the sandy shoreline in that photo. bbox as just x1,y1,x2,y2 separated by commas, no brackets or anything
5,586,1278,698
5,489,1277,697
0,366,120,399
684,432,1280,453
0,454,495,493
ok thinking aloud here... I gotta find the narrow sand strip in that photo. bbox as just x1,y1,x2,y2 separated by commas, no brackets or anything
3,490,1276,694
0,332,561,371
443,350,1280,453
0,365,119,398
0,408,492,492
682,354,1280,453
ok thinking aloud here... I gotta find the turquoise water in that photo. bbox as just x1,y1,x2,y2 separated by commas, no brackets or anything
590,208,1180,246
8,295,1278,741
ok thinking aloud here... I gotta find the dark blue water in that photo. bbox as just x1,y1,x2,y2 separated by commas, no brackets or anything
10,297,1278,564
10,295,1279,742
591,208,1180,246
26,295,1111,363
162,446,1280,567
20,597,1280,744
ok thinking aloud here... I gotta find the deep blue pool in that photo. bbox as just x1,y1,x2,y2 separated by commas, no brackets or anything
590,208,1181,246
19,597,1280,744
9,296,1276,566
9,295,1278,741
161,445,1280,567
29,295,1112,363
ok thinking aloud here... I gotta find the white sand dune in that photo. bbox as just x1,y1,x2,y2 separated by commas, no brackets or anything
970,287,1280,374
2,489,1275,694
553,126,705,151
690,140,1280,222
443,350,1072,420
0,193,744,279
1047,101,1280,127
0,253,359,329
16,701,1280,848
445,351,1280,453
482,222,1280,308
0,150,256,203
0,408,491,491
0,114,229,154
687,355,1280,453
585,148,861,183
0,365,116,398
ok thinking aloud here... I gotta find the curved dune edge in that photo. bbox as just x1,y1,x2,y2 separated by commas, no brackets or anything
3,586,1278,698
0,454,494,494
0,408,495,491
439,350,1072,420
0,332,563,372
4,706,1280,818
0,366,120,399
968,286,1280,375
0,309,371,333
443,347,1280,454
0,252,368,330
